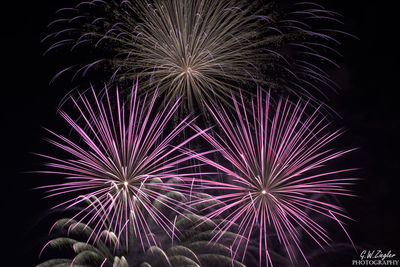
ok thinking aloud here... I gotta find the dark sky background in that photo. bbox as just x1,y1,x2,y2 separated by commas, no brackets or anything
1,0,399,266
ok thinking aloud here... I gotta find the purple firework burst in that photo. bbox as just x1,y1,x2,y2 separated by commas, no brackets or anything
190,91,357,266
38,82,201,250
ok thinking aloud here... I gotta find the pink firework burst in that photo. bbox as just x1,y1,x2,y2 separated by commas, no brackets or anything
38,82,202,251
190,90,357,266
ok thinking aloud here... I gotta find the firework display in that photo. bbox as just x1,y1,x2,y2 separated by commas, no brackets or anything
38,82,205,250
38,185,246,267
44,0,346,111
188,91,356,265
33,0,358,266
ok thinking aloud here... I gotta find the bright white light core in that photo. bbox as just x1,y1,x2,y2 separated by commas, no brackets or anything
261,189,267,195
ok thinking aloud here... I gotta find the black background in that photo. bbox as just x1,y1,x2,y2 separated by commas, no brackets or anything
1,0,399,266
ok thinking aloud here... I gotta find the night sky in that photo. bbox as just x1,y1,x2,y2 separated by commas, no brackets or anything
1,0,399,266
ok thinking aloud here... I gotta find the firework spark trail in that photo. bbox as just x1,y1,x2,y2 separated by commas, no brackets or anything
44,0,349,111
187,90,357,266
37,81,207,251
37,194,249,267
